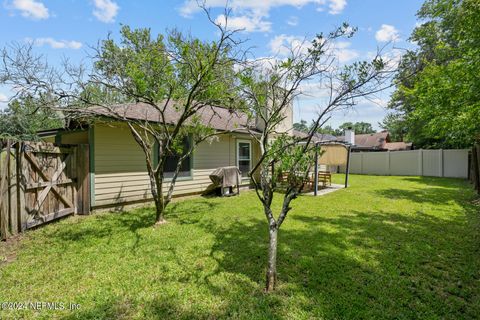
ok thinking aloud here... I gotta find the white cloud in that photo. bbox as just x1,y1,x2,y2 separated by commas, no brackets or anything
269,35,358,63
92,0,119,23
0,93,8,110
328,0,346,14
215,14,271,32
180,0,347,32
32,38,83,50
11,0,49,20
375,24,400,42
333,41,359,63
269,34,311,56
286,16,298,26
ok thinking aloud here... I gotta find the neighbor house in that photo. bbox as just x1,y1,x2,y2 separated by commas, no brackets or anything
40,102,293,210
339,130,412,152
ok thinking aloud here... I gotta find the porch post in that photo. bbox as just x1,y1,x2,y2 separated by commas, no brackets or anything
345,145,351,188
314,143,319,196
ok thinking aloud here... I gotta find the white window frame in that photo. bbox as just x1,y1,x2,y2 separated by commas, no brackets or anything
236,139,252,178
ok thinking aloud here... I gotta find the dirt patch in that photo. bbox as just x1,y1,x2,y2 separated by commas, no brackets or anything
0,234,23,266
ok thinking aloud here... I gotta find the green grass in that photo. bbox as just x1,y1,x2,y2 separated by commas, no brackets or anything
1,175,479,319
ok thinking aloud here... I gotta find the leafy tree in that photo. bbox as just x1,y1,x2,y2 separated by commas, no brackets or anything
292,119,308,132
378,113,408,142
0,11,243,225
239,25,392,291
314,124,342,136
386,0,480,148
0,96,62,140
337,121,376,135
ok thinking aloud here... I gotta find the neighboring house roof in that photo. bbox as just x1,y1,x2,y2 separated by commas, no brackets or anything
85,102,257,134
384,142,412,151
292,130,338,142
338,131,390,149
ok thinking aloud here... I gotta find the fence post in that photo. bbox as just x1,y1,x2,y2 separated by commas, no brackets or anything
386,151,391,175
360,152,364,175
0,140,11,240
17,142,26,232
76,144,91,214
418,149,423,176
439,149,444,177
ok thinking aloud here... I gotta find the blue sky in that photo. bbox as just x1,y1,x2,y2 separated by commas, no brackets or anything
0,0,424,130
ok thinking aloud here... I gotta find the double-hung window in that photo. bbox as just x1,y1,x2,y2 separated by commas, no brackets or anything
160,137,192,179
237,140,251,178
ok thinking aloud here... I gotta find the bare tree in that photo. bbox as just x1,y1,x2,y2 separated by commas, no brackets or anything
0,9,246,225
238,25,395,291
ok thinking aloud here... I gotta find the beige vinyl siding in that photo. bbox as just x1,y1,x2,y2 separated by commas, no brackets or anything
60,131,89,145
93,123,257,207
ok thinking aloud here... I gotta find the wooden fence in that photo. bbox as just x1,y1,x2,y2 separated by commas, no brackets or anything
0,140,90,240
470,144,480,195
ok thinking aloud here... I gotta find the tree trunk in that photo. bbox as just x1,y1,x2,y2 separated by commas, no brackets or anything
154,178,167,225
266,226,278,292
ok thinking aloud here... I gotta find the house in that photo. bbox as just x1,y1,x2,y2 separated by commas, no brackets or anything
384,141,413,151
40,102,292,210
339,130,412,152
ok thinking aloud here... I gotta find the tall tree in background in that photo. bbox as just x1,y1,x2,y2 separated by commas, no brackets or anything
379,113,408,142
0,96,62,140
292,119,309,132
338,121,375,134
385,0,480,148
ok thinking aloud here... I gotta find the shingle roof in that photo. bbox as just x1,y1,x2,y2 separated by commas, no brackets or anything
384,142,412,151
87,102,255,133
337,131,390,149
292,130,339,142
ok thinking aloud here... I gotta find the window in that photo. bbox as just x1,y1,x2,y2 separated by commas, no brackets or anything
237,140,251,178
160,137,192,179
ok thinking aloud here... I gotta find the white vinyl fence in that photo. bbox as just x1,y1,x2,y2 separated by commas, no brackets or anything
340,149,469,178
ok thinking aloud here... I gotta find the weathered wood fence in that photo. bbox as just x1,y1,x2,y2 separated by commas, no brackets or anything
470,143,480,195
0,140,90,240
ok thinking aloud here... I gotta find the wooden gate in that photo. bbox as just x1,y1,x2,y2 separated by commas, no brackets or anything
0,140,90,240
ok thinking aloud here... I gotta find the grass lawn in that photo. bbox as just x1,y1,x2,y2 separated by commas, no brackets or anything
1,175,479,319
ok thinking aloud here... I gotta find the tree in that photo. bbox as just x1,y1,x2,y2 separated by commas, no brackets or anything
338,121,375,134
0,96,63,140
0,10,244,225
292,119,308,132
378,113,408,142
239,25,393,291
386,0,480,148
314,124,342,136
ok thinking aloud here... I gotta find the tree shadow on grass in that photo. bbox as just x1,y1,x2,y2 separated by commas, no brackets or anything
16,184,478,319
375,176,475,206
188,203,480,318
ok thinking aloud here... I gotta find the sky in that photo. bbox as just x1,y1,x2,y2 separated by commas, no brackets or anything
0,0,424,130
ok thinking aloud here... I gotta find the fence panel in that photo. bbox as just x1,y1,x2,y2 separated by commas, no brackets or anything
0,140,90,240
389,150,421,176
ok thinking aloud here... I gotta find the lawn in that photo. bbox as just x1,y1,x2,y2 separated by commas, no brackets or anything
0,175,479,319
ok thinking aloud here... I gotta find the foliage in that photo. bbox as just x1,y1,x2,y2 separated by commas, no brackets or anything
378,113,408,142
385,0,480,148
1,175,479,319
294,120,377,136
292,119,308,132
0,96,62,140
338,121,375,134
